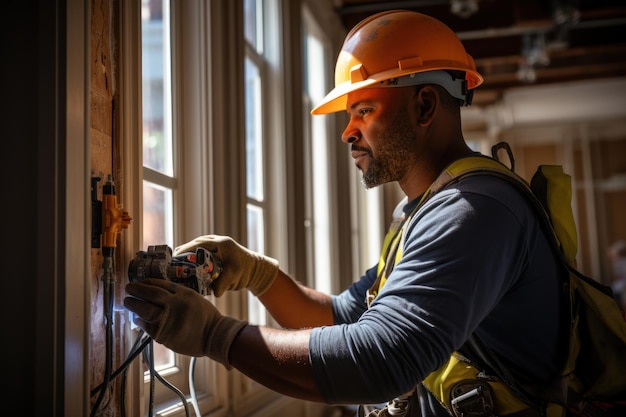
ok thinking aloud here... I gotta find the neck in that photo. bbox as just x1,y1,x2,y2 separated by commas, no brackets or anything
399,139,474,201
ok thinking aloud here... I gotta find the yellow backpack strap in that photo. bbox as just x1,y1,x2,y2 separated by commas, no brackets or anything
367,154,524,306
368,191,433,306
439,155,575,272
368,222,405,307
530,166,578,266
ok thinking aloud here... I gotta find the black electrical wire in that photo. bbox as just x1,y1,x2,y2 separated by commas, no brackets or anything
121,329,149,417
90,330,150,398
120,363,128,417
91,260,115,417
147,339,155,417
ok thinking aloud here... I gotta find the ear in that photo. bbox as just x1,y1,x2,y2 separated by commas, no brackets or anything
414,86,439,127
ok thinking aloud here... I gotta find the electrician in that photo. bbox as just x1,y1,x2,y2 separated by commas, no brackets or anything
125,10,564,416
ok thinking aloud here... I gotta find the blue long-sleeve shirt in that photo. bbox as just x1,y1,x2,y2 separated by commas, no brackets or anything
310,174,564,408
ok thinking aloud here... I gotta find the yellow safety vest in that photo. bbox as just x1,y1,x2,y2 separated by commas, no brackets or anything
366,156,566,417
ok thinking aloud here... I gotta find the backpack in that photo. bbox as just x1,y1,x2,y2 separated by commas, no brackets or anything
437,142,626,416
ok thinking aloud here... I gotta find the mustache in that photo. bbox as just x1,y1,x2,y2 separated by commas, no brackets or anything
351,144,372,157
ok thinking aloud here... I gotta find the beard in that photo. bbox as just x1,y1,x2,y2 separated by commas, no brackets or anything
359,107,417,189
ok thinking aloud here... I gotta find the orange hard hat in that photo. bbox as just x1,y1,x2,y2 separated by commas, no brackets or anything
311,10,483,114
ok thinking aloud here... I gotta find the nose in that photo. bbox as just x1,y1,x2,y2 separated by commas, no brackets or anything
341,120,360,144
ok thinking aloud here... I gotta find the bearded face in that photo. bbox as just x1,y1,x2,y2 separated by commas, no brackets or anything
359,105,418,189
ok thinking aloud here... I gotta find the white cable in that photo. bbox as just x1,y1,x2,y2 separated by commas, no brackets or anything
189,357,202,417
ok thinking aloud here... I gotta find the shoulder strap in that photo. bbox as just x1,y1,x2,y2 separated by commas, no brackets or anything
437,154,567,268
367,152,544,305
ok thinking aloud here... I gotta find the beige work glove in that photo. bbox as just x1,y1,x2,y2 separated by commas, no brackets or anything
174,235,279,297
124,278,247,368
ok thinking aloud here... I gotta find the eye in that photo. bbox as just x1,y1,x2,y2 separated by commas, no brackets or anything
358,107,372,116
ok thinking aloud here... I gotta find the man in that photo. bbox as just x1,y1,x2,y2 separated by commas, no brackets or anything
125,10,565,416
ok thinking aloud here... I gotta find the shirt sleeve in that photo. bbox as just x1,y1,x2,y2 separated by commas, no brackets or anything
309,176,563,404
331,265,377,324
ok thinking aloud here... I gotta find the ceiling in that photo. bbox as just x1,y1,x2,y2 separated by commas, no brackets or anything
333,0,626,108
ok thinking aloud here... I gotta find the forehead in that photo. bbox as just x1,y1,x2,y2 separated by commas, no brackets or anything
346,86,411,112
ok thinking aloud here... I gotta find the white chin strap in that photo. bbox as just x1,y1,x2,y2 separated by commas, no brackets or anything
378,70,474,106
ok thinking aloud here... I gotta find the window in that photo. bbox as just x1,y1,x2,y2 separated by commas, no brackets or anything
302,8,336,293
138,1,222,414
141,0,175,376
124,0,353,415
244,0,268,325
141,0,185,406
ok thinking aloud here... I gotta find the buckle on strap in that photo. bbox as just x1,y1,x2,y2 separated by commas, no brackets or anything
366,289,376,308
357,390,415,417
386,395,411,416
450,380,496,417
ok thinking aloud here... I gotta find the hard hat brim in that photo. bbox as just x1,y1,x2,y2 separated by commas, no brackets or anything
311,68,483,115
311,78,379,115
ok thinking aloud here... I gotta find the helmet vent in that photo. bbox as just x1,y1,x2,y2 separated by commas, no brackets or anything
350,64,369,82
398,57,423,71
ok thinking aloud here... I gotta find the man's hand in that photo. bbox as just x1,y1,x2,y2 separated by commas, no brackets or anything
124,278,247,368
174,235,279,297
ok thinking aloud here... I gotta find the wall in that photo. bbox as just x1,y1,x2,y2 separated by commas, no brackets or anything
504,124,626,282
462,78,626,284
89,0,129,415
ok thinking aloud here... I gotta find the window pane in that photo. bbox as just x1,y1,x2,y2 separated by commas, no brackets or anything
304,21,332,293
142,0,173,176
244,0,266,327
245,57,264,201
141,181,174,369
142,181,174,248
246,203,265,254
244,0,263,54
247,204,267,325
143,344,175,376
